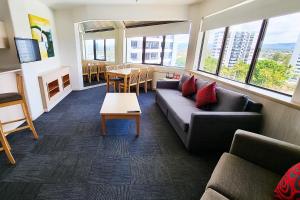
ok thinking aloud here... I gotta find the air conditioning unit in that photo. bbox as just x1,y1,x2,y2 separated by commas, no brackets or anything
0,21,9,49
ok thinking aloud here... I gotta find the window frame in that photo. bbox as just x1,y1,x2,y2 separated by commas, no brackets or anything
84,39,114,61
126,34,188,68
197,18,294,97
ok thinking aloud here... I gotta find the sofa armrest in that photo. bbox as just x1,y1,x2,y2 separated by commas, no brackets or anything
187,112,263,152
156,80,179,89
230,130,300,175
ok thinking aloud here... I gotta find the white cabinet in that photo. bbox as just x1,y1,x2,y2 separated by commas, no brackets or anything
38,67,72,112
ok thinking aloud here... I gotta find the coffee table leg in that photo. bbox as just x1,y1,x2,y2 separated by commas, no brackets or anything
101,115,106,135
135,115,140,136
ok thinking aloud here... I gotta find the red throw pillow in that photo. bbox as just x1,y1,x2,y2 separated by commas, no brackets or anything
195,82,217,108
274,163,300,200
182,75,197,97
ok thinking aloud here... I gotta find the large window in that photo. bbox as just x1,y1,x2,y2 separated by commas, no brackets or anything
126,37,143,63
198,12,300,96
163,34,189,67
250,13,300,95
219,20,262,82
199,28,225,73
85,40,94,60
95,39,105,60
84,39,115,61
126,34,189,67
144,36,163,64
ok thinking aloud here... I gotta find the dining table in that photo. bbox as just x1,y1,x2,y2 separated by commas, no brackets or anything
105,68,140,92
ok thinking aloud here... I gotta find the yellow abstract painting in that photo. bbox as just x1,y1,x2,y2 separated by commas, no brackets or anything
28,14,55,60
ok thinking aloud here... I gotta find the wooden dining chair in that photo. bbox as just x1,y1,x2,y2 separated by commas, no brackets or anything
97,63,106,81
82,64,90,83
146,68,154,90
90,64,99,82
138,68,148,93
119,70,140,95
0,74,39,164
106,65,123,92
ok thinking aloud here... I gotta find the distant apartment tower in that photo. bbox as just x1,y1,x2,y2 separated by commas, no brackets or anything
127,36,176,65
210,31,258,67
289,34,300,77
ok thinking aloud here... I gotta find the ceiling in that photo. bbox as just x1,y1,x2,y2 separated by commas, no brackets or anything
39,0,203,9
81,20,186,32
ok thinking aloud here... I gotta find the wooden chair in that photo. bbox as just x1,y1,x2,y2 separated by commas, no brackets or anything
0,74,39,164
138,68,148,93
119,70,140,96
106,65,123,92
82,64,90,83
90,64,99,82
97,63,106,81
146,68,154,90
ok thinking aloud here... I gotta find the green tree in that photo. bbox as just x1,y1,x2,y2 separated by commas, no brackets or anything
203,56,218,73
271,52,291,66
220,61,249,82
252,59,293,89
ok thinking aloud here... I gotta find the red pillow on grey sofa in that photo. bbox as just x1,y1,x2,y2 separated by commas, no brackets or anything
274,162,300,200
195,82,217,108
182,75,196,97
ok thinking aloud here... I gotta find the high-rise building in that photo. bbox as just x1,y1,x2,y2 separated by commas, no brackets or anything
290,34,300,76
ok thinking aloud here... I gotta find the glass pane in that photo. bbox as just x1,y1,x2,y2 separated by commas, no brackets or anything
219,20,262,82
145,36,163,64
199,28,225,73
95,40,105,60
126,37,143,63
250,12,300,95
85,40,94,60
163,34,189,67
106,39,115,62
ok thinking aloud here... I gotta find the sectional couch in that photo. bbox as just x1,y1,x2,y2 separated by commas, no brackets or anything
156,74,263,152
201,130,300,199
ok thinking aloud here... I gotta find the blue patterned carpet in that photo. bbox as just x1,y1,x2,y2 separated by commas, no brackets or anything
0,86,220,200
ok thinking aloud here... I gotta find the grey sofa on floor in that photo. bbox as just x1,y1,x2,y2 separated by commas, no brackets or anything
201,130,300,200
156,75,263,152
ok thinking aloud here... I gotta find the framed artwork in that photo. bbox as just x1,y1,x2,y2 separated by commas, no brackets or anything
28,14,55,59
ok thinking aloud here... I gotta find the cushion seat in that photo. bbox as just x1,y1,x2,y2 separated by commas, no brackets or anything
156,89,201,132
0,93,22,104
200,188,229,200
207,153,281,200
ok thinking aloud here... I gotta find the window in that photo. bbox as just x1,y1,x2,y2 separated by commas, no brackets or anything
85,40,94,60
163,34,189,67
126,34,189,67
84,39,115,61
250,13,300,95
106,39,115,62
95,40,105,60
144,36,163,64
198,12,300,96
126,37,143,63
219,20,262,82
198,28,225,73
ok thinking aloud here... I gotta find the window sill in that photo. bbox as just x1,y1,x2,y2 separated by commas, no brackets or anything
189,70,300,111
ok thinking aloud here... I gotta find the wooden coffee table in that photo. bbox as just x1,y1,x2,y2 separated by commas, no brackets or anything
100,93,141,136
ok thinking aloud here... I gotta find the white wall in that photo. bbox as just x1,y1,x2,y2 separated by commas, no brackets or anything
0,0,20,69
8,0,61,119
54,5,189,90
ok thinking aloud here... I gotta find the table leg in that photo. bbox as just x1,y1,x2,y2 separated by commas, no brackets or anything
101,115,106,135
124,75,128,93
106,74,110,92
135,115,140,136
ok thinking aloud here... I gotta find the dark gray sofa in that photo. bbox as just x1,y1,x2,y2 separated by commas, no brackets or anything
201,130,300,200
156,74,263,152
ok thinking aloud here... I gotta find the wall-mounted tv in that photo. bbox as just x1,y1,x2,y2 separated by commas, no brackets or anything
14,37,41,64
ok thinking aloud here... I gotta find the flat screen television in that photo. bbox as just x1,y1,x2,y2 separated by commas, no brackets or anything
14,38,41,63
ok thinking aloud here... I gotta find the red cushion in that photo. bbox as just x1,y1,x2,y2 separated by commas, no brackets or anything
195,82,217,108
274,163,300,200
182,75,197,97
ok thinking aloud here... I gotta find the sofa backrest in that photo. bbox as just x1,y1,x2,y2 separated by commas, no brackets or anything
245,100,263,113
210,87,249,112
